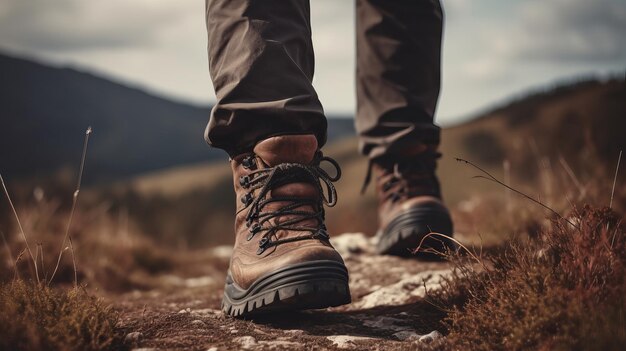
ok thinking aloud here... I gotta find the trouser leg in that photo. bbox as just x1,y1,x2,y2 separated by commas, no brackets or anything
355,0,444,159
204,0,326,157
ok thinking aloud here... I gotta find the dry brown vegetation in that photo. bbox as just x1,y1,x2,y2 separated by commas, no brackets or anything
0,281,123,351
427,204,626,351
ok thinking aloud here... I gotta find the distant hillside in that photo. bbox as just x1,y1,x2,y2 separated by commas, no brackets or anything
101,78,625,246
0,53,354,184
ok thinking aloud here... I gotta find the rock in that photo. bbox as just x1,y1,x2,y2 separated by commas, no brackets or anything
132,349,157,351
125,332,143,344
355,269,452,309
178,308,191,314
361,316,407,332
330,233,374,256
259,340,302,349
393,331,422,341
233,336,258,349
418,330,443,343
206,348,218,351
327,335,376,349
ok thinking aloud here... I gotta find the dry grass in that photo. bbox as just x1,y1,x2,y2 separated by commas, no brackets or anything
426,204,625,350
0,127,131,351
0,281,124,351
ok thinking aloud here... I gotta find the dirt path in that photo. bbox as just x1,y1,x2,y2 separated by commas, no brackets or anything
114,233,453,350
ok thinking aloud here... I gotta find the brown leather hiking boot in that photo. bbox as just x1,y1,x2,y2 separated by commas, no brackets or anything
367,145,455,258
222,135,351,317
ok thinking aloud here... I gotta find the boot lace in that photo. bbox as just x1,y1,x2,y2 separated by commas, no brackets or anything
237,152,341,255
361,151,441,203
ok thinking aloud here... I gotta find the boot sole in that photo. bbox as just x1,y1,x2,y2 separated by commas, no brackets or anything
377,205,455,259
222,260,351,318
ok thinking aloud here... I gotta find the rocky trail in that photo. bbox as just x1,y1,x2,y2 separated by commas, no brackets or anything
114,233,454,350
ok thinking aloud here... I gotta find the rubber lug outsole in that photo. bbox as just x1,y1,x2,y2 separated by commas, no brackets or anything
377,205,455,259
222,260,351,318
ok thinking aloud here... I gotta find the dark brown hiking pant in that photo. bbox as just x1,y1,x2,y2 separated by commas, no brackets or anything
204,0,443,159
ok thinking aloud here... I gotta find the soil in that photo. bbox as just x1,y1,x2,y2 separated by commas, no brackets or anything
113,233,453,350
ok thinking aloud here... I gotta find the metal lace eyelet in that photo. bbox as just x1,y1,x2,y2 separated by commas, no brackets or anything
248,223,261,239
257,237,270,255
241,156,257,170
239,175,250,188
240,192,253,206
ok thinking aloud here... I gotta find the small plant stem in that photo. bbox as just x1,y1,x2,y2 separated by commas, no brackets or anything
559,155,585,197
455,158,578,229
14,249,26,280
69,236,78,289
610,150,622,209
49,127,92,285
38,243,46,282
0,173,39,283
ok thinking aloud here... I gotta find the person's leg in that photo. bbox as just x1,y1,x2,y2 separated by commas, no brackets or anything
356,0,454,257
356,0,442,159
205,0,350,317
205,0,327,157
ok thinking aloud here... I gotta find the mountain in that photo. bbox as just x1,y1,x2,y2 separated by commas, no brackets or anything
0,53,354,184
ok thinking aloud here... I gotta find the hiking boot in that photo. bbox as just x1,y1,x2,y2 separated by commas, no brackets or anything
222,134,351,317
366,145,455,258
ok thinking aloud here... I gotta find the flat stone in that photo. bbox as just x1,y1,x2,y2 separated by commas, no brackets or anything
233,336,258,349
393,331,422,341
259,340,302,349
418,330,443,343
327,335,377,349
355,269,452,309
331,233,374,256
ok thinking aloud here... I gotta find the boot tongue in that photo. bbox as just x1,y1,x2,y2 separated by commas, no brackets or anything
253,135,320,234
253,135,318,167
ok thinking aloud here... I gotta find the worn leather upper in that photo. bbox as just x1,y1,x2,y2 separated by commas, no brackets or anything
373,144,449,232
229,135,345,289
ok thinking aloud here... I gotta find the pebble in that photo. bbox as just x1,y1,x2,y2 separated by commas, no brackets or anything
327,335,376,349
125,332,143,343
393,331,422,341
418,330,443,343
233,336,258,349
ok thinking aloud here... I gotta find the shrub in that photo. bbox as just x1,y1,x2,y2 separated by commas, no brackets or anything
430,206,626,350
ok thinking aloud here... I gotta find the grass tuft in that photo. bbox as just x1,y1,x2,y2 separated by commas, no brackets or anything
0,281,124,351
429,205,626,350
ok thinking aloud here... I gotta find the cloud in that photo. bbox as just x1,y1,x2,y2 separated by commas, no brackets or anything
0,0,192,51
0,0,623,123
504,0,626,62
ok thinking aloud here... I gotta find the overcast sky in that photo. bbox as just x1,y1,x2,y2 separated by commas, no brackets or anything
0,0,624,125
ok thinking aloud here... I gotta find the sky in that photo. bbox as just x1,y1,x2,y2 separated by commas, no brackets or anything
0,0,624,125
